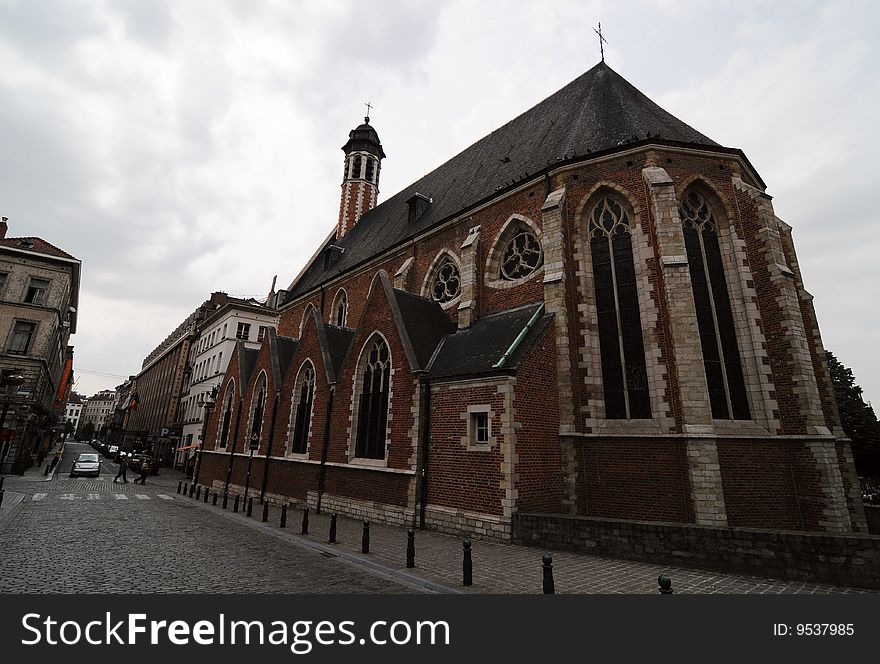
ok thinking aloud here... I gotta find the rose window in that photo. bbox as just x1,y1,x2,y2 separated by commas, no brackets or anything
431,260,461,303
500,231,542,280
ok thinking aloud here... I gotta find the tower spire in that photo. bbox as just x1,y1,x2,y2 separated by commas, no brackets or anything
337,116,385,239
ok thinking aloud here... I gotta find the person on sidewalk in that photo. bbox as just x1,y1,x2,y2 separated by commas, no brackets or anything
114,454,129,483
133,459,149,485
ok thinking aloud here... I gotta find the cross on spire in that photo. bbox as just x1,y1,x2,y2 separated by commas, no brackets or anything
364,101,373,121
593,22,608,63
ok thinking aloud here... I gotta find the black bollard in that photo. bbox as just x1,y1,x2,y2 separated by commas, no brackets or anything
406,529,415,568
0,489,4,508
182,482,188,497
301,506,309,535
44,464,50,476
222,492,228,509
177,480,182,495
189,483,195,498
262,501,269,523
203,488,209,503
233,495,240,513
280,504,287,528
329,514,337,544
195,485,201,500
542,554,555,594
0,477,4,490
463,539,473,587
247,497,253,517
658,575,673,595
361,521,370,554
212,491,218,506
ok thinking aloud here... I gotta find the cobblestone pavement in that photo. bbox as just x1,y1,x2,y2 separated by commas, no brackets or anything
0,443,414,594
3,443,873,594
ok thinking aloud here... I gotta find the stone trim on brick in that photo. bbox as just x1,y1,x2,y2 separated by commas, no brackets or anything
484,214,545,290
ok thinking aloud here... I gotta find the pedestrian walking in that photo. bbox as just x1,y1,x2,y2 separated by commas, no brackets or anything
134,459,149,485
114,454,129,483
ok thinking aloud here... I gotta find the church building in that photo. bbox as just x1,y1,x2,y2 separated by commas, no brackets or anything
198,61,867,545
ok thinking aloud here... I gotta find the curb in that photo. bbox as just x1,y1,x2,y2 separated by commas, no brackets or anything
181,492,463,595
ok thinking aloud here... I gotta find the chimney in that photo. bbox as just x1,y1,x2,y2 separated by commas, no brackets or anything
1,216,7,239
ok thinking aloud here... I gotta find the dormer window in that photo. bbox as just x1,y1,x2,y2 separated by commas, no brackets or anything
406,193,431,224
323,244,345,270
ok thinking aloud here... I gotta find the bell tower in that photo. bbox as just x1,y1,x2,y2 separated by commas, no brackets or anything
337,115,385,238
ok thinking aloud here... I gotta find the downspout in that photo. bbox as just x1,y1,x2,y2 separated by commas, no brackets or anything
414,374,432,530
315,385,335,513
493,303,545,369
223,397,244,493
259,391,280,504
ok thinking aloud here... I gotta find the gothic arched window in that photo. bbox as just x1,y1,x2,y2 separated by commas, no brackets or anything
332,290,348,327
249,375,266,450
290,363,315,454
680,190,750,420
500,230,542,280
589,196,651,419
218,382,234,450
365,157,375,182
355,337,391,459
431,258,461,303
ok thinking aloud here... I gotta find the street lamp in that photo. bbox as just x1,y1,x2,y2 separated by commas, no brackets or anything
0,369,26,470
193,386,217,487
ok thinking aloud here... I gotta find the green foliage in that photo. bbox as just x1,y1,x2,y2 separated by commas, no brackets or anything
827,351,880,477
79,421,95,441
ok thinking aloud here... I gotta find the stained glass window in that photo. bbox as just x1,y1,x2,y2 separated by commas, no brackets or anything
500,231,543,280
291,364,315,453
355,338,390,459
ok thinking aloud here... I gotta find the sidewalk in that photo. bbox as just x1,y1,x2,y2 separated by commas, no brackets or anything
176,486,874,594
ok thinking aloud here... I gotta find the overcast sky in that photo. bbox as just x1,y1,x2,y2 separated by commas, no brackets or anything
1,0,877,407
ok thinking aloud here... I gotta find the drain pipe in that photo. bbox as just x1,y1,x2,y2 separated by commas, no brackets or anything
413,373,432,530
493,303,545,368
259,391,280,504
223,397,244,494
315,386,335,513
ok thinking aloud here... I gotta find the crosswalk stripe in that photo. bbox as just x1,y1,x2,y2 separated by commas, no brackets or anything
157,494,174,500
114,494,128,500
135,494,150,500
32,493,47,501
59,494,79,500
85,493,100,501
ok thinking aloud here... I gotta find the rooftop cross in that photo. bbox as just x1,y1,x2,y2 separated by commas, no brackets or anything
593,22,608,63
364,101,373,121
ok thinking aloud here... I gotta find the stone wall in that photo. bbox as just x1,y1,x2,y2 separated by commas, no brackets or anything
513,512,880,589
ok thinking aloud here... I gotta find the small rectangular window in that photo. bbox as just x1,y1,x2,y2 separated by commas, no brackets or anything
472,412,489,444
9,321,36,355
236,322,251,340
24,278,49,305
257,325,268,342
0,272,7,296
222,323,227,339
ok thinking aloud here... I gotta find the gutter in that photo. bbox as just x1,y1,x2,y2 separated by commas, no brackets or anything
492,303,545,368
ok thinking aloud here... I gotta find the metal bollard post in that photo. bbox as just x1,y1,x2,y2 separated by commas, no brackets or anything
182,482,188,497
262,501,269,523
361,521,370,554
177,480,182,495
0,489,4,508
0,477,4,490
301,506,309,534
44,464,51,476
280,504,287,528
233,495,240,512
195,486,201,501
542,554,555,594
658,575,673,594
203,488,209,503
212,491,218,506
189,483,195,498
463,539,473,587
406,529,415,568
222,492,228,509
247,497,253,517
329,514,337,544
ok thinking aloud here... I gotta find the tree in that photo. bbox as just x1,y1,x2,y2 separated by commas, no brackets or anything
79,421,95,441
826,351,880,477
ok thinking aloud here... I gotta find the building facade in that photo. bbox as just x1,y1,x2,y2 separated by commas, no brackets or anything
0,218,80,473
199,63,865,545
63,392,84,438
78,390,116,438
178,295,277,469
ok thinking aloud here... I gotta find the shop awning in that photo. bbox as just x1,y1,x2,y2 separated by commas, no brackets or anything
175,444,199,452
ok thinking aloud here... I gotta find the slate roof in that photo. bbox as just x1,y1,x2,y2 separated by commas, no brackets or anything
0,236,79,261
392,290,455,370
276,336,299,379
241,348,260,387
323,325,356,380
286,61,721,301
429,303,552,379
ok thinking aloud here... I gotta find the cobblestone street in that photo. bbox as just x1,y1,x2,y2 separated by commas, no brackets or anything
1,443,874,595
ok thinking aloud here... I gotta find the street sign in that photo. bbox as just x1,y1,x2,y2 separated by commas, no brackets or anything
249,432,259,450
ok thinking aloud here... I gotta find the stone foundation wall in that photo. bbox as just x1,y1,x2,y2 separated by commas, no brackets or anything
513,512,880,589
